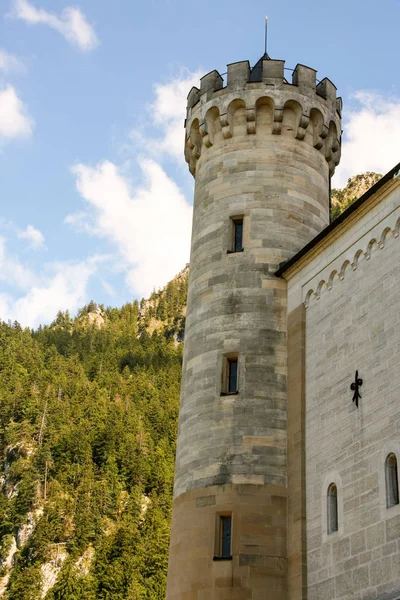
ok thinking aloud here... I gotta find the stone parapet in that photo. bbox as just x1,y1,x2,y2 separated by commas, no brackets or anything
185,58,341,177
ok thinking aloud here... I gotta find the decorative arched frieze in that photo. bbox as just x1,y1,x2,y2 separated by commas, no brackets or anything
303,218,400,308
304,288,315,309
339,259,350,280
186,119,202,176
246,107,256,134
272,107,284,135
364,238,377,260
203,106,221,148
309,108,326,150
352,249,364,270
297,113,310,141
184,81,342,175
227,99,247,138
315,279,326,299
219,112,231,139
325,121,341,175
327,270,337,290
281,100,303,139
255,96,275,135
378,226,392,248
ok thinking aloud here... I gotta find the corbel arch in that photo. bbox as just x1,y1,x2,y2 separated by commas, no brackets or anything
204,106,221,147
255,96,274,134
226,98,247,137
364,238,377,260
185,118,202,175
281,99,303,138
339,259,351,280
351,249,364,270
309,107,326,150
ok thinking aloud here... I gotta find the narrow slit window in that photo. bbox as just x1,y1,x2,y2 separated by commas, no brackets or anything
385,453,399,508
228,358,238,394
221,354,239,396
233,219,243,252
327,483,338,534
220,515,232,557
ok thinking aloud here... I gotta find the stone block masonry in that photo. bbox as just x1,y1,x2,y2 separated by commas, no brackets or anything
305,218,400,600
166,54,341,600
284,180,400,600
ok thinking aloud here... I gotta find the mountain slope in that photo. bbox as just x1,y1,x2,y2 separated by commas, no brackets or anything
0,269,188,600
331,172,382,220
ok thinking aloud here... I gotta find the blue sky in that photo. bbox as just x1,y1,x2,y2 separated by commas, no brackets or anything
0,0,399,327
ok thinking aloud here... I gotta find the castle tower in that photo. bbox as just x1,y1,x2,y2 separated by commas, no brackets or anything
166,55,341,600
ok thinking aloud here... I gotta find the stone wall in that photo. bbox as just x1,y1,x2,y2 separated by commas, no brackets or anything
167,57,341,600
166,484,287,600
175,58,341,499
286,179,400,600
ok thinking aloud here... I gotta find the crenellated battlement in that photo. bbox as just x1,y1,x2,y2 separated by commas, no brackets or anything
185,57,342,177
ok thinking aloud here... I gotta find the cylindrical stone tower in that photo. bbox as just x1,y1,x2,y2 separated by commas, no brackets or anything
166,55,341,600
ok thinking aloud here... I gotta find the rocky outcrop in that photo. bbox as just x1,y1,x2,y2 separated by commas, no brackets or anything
0,536,17,596
331,172,382,219
40,547,68,599
16,507,43,548
74,546,94,578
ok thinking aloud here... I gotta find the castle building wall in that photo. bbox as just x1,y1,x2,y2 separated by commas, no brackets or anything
285,178,400,600
167,59,341,600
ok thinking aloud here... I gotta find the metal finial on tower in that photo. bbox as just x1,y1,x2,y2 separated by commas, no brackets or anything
264,16,268,56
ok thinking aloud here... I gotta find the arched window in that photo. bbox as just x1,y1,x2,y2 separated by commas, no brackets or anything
385,453,399,508
327,483,338,534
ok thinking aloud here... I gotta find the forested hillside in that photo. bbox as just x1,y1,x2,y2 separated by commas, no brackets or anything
0,268,188,600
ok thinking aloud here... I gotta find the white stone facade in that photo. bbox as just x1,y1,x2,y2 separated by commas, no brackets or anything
285,178,400,600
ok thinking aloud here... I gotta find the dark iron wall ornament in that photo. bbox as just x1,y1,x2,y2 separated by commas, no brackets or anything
350,370,363,407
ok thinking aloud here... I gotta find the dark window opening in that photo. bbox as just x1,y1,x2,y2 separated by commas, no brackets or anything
214,515,232,560
221,354,239,396
386,453,399,508
227,217,244,254
233,219,243,252
228,358,238,394
327,483,338,534
221,516,231,556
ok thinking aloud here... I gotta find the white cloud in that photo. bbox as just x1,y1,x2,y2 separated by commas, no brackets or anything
0,236,36,289
0,48,25,74
69,159,192,297
67,71,201,298
0,235,100,328
101,279,116,298
0,84,34,140
11,0,99,52
132,70,202,160
18,224,45,249
333,91,400,188
5,262,96,328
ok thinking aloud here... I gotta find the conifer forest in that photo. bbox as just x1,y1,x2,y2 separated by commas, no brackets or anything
0,268,188,599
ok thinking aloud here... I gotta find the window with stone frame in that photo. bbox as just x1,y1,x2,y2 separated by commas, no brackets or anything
327,483,338,534
214,514,232,559
227,216,244,253
385,453,399,508
221,354,239,395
